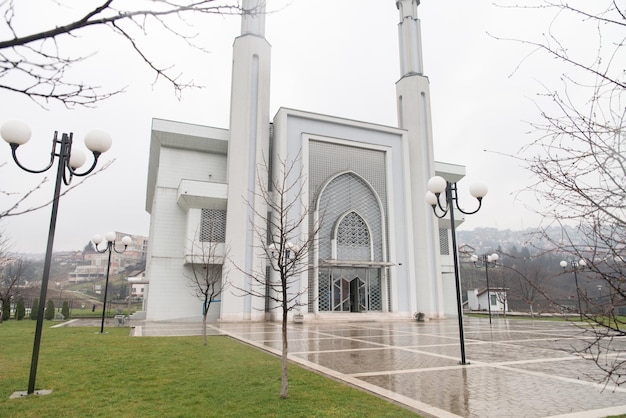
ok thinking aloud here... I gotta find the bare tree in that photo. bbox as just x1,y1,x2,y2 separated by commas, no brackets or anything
185,214,229,346
501,1,626,384
0,236,29,323
0,1,254,107
232,153,319,399
499,253,558,318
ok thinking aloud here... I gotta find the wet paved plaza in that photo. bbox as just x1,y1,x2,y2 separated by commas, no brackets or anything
133,317,626,417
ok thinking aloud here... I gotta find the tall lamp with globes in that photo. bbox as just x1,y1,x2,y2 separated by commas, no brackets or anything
560,259,586,321
1,120,111,396
92,232,132,333
426,175,488,365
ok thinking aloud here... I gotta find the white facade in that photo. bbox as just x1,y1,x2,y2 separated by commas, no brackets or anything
144,0,465,322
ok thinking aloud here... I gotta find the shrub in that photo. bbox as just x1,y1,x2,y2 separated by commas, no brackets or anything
16,297,25,320
45,300,55,320
61,301,70,319
30,298,39,320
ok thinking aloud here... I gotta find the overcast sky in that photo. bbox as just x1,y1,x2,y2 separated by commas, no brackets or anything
0,0,584,253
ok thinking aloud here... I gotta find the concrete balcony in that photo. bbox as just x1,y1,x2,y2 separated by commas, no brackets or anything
184,242,227,265
177,179,228,211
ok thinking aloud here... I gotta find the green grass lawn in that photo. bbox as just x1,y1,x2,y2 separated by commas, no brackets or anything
0,321,419,417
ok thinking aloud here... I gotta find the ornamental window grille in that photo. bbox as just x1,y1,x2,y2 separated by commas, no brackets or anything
317,173,383,261
337,212,370,247
200,209,227,242
439,228,450,255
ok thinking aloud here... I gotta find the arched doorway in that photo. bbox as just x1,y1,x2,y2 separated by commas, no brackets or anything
315,172,388,313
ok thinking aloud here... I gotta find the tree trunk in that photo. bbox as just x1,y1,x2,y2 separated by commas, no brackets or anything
203,301,208,346
280,305,289,399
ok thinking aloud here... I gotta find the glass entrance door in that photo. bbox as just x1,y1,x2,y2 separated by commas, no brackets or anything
320,267,381,312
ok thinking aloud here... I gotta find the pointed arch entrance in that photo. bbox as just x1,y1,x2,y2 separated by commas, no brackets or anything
315,172,389,313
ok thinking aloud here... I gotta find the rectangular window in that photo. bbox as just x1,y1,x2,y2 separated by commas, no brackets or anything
200,209,227,242
439,228,450,255
490,294,497,306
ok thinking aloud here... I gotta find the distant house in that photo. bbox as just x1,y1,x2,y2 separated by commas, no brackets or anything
53,251,84,263
467,288,508,313
457,244,476,262
127,271,149,314
127,271,147,300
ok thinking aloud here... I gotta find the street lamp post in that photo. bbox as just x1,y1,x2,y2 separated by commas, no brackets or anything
1,120,111,396
560,259,586,321
55,282,64,312
93,232,132,333
426,175,488,365
470,253,499,324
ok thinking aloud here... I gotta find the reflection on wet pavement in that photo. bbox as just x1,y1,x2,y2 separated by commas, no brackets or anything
135,318,626,418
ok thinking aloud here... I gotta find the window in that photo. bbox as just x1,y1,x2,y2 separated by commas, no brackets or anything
439,229,449,255
200,209,227,242
336,211,371,261
490,294,497,306
337,212,370,247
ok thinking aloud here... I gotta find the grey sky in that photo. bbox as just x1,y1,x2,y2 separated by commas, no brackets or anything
1,0,579,253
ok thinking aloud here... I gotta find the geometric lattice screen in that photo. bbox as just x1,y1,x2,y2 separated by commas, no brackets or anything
307,140,389,313
200,209,227,242
336,211,371,261
317,173,383,261
439,228,450,255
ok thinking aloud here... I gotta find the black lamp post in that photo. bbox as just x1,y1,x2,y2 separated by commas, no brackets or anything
93,232,132,333
1,120,111,396
471,253,499,324
426,175,488,365
560,259,586,321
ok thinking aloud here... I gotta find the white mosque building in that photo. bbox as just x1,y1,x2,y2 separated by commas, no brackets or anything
143,0,466,322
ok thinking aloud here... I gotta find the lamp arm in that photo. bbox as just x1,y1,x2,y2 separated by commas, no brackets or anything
9,141,56,174
455,197,484,215
429,188,451,218
68,151,103,178
430,204,449,219
94,243,111,254
113,244,128,254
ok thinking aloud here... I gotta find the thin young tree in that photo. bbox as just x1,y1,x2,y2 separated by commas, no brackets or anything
232,153,319,399
185,213,229,346
0,1,257,107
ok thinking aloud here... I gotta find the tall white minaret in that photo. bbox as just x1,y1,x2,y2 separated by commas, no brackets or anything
395,0,444,317
222,0,271,320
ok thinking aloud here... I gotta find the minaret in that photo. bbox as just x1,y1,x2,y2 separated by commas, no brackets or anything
222,0,271,320
394,0,444,317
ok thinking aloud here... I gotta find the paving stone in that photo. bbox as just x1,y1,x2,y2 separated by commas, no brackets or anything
73,317,626,417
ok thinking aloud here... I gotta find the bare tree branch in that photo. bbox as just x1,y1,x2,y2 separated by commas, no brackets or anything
0,0,256,107
490,0,626,385
0,159,114,219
